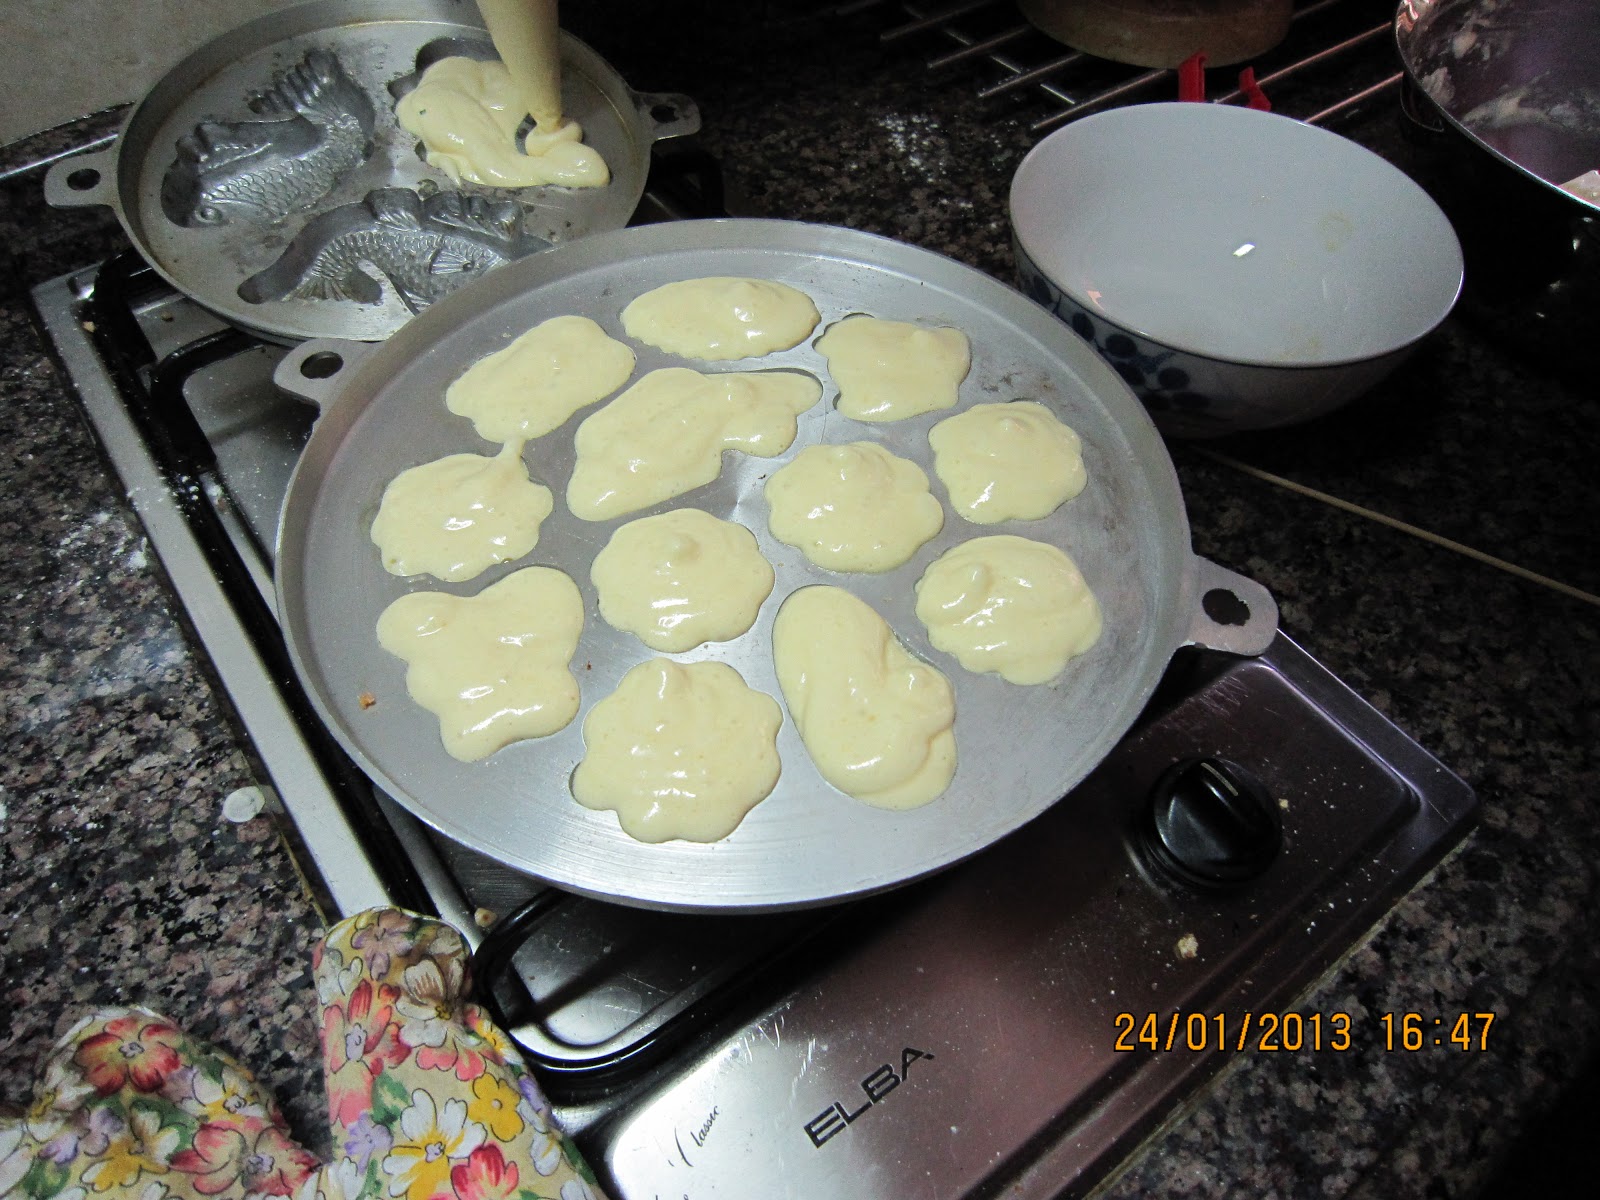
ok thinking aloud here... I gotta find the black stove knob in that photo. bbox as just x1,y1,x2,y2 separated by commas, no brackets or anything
1140,757,1282,891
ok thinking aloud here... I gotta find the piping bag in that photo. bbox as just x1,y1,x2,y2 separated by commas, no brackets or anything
397,0,609,187
477,0,565,131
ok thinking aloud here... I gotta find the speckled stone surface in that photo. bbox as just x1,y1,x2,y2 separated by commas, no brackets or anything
0,113,331,1151
2,1,1597,1195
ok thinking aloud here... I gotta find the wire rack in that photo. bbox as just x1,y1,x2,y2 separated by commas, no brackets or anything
844,0,1405,133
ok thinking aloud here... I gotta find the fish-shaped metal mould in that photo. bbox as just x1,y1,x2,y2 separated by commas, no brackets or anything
238,187,548,313
161,48,376,227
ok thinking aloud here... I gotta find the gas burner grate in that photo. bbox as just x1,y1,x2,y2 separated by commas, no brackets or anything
848,0,1405,130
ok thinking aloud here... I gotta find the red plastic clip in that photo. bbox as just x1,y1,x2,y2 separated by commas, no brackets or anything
1177,52,1207,102
1238,67,1272,111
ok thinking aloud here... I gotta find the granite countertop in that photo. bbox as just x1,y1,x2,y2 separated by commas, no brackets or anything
2,2,1597,1196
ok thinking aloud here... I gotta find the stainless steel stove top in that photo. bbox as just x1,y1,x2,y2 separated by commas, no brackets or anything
31,252,1476,1198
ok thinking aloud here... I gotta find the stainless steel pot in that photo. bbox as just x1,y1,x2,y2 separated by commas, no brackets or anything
1396,0,1600,212
270,218,1278,913
42,0,697,341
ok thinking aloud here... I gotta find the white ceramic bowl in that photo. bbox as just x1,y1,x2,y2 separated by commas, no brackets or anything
1009,102,1464,437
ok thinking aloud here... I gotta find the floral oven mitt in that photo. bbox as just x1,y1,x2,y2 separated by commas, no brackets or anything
0,909,606,1200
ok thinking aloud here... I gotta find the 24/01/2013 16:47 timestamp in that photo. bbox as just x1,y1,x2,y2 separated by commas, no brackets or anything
1113,1011,1497,1052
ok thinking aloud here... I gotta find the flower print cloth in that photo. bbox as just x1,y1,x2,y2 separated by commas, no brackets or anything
0,909,607,1200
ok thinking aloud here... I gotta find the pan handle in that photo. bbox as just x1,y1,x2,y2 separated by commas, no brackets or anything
273,338,380,411
635,91,701,142
1183,557,1279,657
43,148,118,210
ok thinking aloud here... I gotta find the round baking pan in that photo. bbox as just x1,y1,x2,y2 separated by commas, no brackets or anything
273,218,1277,913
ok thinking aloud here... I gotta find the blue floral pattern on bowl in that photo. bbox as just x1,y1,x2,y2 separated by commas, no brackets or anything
1016,259,1238,436
1012,235,1421,439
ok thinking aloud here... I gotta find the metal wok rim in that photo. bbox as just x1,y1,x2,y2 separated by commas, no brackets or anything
1394,0,1600,214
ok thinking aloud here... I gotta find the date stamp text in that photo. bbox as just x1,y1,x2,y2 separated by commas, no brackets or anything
1113,1011,1496,1053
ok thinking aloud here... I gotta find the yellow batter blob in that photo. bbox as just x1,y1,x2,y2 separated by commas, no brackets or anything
591,509,775,652
816,314,971,423
914,535,1102,686
928,401,1087,524
567,367,822,521
445,315,636,446
765,442,944,573
773,586,957,810
395,57,609,189
370,443,553,583
571,658,783,843
621,277,821,361
375,566,583,762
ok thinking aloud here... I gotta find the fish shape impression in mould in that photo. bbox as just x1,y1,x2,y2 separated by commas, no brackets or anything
238,187,547,313
161,48,377,227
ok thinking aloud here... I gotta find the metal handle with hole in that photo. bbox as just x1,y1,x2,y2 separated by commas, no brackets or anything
1185,556,1279,655
43,148,118,210
636,91,701,141
272,338,379,411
